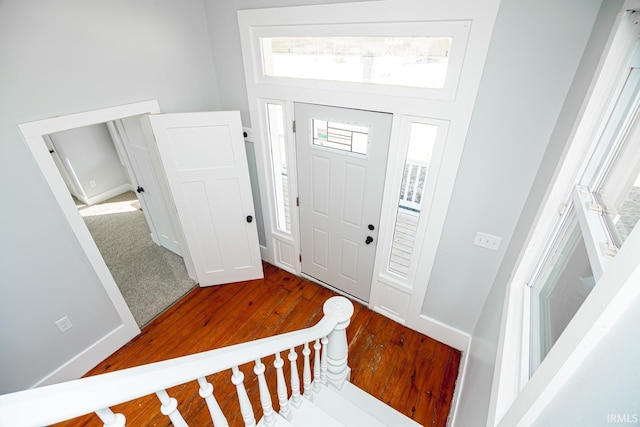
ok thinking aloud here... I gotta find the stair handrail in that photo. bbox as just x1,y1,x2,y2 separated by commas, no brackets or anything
0,296,354,427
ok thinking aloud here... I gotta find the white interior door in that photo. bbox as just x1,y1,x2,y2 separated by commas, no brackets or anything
109,118,182,256
296,103,392,301
148,111,263,286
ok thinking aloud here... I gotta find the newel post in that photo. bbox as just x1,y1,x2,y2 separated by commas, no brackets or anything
323,296,354,390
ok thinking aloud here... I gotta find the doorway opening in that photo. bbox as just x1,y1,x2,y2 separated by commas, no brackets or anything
44,116,196,327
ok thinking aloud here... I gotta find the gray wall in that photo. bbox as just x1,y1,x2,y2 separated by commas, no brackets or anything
0,0,219,393
421,0,603,333
50,124,129,199
454,0,623,424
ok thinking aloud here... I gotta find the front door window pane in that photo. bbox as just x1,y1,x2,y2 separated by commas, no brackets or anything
261,36,452,89
312,119,369,155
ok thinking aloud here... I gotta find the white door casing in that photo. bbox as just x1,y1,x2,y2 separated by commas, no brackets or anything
109,118,182,256
296,103,392,301
148,111,264,286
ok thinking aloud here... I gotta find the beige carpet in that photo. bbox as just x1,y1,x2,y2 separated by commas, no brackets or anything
77,192,196,327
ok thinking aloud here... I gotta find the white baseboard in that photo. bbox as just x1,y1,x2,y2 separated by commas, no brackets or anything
84,184,134,206
411,314,470,352
32,324,136,389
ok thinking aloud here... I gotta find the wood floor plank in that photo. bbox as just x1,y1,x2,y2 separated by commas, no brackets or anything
52,263,460,427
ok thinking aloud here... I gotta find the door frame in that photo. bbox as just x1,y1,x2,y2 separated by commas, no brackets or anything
18,100,196,341
238,1,498,348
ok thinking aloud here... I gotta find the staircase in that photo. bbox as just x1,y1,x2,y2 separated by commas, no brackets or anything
0,297,422,427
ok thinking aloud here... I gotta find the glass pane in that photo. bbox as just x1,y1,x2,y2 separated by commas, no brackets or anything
531,215,595,373
261,36,452,89
388,122,438,277
312,119,369,155
266,103,291,233
598,163,640,248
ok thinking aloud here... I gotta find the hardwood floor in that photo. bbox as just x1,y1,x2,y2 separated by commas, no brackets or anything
54,263,461,427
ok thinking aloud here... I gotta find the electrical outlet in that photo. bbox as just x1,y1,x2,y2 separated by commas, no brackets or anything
55,316,73,333
89,180,96,188
473,232,502,251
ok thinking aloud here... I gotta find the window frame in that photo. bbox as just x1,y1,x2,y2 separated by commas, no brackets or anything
377,115,450,287
489,10,640,425
248,21,471,101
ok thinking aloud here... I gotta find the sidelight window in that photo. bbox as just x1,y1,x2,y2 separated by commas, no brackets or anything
265,102,291,233
388,118,443,279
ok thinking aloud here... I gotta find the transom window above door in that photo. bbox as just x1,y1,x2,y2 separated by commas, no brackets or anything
249,21,470,100
261,36,452,89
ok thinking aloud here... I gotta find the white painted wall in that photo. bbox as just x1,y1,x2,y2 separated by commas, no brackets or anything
453,1,623,424
50,124,129,200
0,0,219,393
421,0,604,334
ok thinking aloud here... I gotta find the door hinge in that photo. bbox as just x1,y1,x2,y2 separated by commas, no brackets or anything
296,196,299,207
299,254,302,262
292,120,296,133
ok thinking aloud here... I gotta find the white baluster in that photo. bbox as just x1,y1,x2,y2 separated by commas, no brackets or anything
156,389,188,427
323,296,355,390
302,342,312,398
95,408,125,427
274,352,291,420
288,347,302,408
320,336,328,385
197,377,228,427
254,359,275,427
313,339,322,393
231,366,256,427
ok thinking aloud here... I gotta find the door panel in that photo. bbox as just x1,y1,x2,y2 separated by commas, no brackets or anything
296,103,392,301
115,117,182,255
149,111,263,286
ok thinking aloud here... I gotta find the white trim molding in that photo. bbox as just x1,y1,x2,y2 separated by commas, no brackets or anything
238,0,500,337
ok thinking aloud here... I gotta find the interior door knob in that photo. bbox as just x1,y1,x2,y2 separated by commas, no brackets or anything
365,236,374,244
246,215,253,223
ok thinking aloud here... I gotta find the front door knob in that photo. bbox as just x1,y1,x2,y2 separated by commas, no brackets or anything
246,215,253,223
365,236,374,244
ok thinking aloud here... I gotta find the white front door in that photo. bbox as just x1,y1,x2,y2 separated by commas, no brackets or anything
148,111,263,286
295,103,392,301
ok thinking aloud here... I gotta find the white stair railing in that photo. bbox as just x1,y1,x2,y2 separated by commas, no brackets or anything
0,296,354,427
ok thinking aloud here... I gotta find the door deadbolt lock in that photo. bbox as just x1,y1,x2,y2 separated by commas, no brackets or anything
246,215,253,223
368,224,375,230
